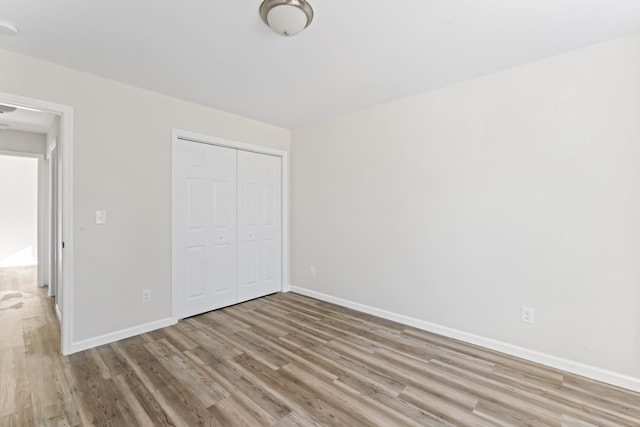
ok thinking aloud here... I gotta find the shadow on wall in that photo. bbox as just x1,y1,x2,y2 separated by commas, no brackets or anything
0,246,36,267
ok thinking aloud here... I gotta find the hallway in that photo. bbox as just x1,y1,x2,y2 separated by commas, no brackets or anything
0,266,76,425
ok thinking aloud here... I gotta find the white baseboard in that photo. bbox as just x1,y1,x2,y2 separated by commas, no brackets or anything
70,317,176,354
290,286,640,393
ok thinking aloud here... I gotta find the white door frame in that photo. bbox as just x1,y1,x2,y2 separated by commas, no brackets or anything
0,91,74,355
46,138,58,298
171,128,290,323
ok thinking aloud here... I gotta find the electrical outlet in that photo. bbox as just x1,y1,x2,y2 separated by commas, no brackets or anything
309,265,316,277
142,289,151,304
521,306,535,324
96,210,107,225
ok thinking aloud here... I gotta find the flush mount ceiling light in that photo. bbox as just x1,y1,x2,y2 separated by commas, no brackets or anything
0,19,19,36
260,0,314,37
0,104,17,114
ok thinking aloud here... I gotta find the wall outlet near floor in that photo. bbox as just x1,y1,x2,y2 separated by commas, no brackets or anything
309,265,316,277
521,306,535,324
142,289,151,304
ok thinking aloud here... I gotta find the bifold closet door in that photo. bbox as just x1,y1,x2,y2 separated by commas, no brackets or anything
237,150,282,302
174,140,237,319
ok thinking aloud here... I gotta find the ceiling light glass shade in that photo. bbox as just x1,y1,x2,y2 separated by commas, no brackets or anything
260,0,313,37
0,104,17,114
0,20,19,36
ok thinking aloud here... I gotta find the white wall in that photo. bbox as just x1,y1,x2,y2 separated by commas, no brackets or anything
0,155,39,266
0,48,290,344
0,130,49,288
0,130,46,270
292,33,640,383
0,129,46,155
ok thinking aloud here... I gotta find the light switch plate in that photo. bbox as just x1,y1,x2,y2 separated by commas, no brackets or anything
96,210,107,225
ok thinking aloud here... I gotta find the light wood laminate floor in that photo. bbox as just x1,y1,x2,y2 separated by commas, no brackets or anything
1,266,640,426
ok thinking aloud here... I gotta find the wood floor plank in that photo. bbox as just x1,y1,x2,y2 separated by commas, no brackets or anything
404,325,566,384
209,394,273,427
202,358,291,422
439,359,639,427
111,370,175,426
280,362,423,427
115,339,214,426
148,339,228,408
0,407,35,427
94,342,133,378
233,327,340,383
400,385,497,427
273,411,322,427
232,353,367,426
473,399,554,427
66,350,129,425
0,345,30,417
3,266,640,426
182,318,244,361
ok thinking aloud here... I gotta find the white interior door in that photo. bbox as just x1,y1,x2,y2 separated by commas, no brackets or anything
237,150,282,302
174,140,237,318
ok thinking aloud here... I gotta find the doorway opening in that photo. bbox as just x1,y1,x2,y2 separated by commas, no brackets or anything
0,92,74,355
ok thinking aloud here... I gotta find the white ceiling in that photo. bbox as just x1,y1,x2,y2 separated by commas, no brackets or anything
1,1,639,128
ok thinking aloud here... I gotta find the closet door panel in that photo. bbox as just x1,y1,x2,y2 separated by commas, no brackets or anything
175,140,237,318
210,153,237,301
237,151,282,302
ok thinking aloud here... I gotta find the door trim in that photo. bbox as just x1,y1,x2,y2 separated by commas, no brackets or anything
0,91,74,355
171,128,289,323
